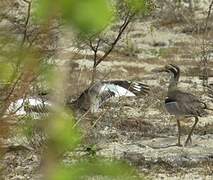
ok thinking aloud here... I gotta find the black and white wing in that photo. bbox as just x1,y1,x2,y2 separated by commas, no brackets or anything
72,80,149,113
7,97,51,116
94,80,149,109
207,83,213,99
88,82,115,112
102,80,150,96
71,83,115,113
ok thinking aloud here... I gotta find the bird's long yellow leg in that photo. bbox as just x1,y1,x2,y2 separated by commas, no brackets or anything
184,116,199,146
176,119,182,146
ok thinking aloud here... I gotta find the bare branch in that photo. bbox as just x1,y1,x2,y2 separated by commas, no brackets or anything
204,0,213,34
21,0,32,45
200,0,213,88
95,12,134,67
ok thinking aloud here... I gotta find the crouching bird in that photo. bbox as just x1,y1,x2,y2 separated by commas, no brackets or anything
156,64,211,146
7,80,149,116
7,93,51,117
69,80,150,113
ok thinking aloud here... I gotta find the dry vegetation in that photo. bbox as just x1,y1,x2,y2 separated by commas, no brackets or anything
1,0,213,179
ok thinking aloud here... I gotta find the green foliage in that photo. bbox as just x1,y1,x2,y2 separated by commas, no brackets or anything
0,38,20,84
64,0,114,34
36,0,114,35
0,37,42,84
48,158,141,180
115,0,154,16
47,109,81,152
0,62,13,83
0,0,150,179
125,0,147,13
39,61,56,88
22,116,37,138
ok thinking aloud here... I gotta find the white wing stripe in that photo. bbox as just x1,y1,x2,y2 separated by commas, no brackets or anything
7,98,51,116
102,84,135,97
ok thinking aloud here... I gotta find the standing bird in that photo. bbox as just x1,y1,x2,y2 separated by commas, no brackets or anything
156,64,210,146
70,80,150,113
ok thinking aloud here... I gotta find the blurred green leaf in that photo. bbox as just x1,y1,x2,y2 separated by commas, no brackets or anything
124,0,151,14
34,0,60,21
36,0,114,35
0,62,13,83
48,158,142,180
39,62,56,88
22,116,36,138
126,0,144,13
47,109,81,152
64,0,114,34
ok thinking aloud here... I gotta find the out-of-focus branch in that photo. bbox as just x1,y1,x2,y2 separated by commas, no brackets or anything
21,0,32,45
0,70,38,117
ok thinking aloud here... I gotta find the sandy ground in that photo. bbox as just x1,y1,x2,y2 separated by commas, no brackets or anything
59,7,213,179
1,1,213,179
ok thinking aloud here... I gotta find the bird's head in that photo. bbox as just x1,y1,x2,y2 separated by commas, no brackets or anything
152,64,180,80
